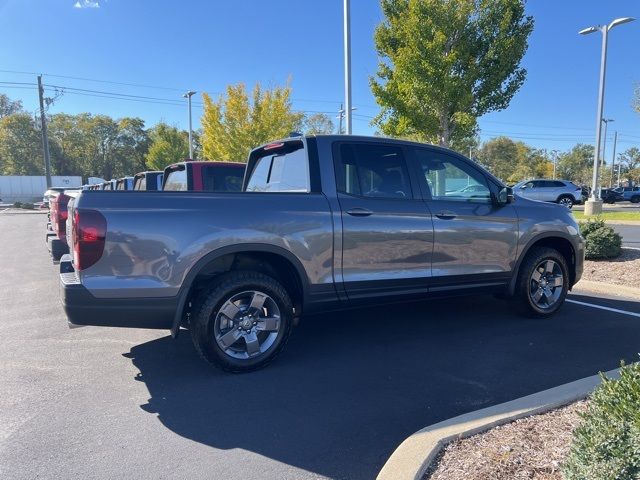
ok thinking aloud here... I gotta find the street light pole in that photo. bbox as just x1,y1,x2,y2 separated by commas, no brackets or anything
343,0,353,135
183,91,196,159
579,17,635,215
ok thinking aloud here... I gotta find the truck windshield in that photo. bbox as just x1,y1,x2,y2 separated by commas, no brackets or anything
134,176,146,191
164,167,188,191
246,145,309,193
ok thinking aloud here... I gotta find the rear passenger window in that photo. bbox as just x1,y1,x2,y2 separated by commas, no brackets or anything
335,143,412,199
246,143,309,193
202,165,244,192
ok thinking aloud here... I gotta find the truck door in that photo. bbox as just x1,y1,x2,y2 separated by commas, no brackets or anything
333,141,434,301
409,146,518,282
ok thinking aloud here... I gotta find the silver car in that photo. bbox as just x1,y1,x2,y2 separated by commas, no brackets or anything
513,179,583,209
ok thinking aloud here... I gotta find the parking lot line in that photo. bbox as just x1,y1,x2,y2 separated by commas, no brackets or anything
567,299,640,318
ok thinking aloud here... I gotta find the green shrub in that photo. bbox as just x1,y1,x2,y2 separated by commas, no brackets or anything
579,218,622,259
580,217,606,237
564,361,640,480
13,201,22,208
20,202,35,210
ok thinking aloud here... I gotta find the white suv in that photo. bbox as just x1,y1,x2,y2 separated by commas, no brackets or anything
513,179,583,209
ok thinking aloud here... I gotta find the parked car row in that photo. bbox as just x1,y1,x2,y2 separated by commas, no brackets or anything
49,135,585,373
45,160,245,261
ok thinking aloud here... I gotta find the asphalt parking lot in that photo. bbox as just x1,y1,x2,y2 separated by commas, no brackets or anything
2,213,640,480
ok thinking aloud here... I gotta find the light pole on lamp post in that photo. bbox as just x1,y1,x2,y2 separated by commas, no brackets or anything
183,91,196,159
579,17,635,215
343,0,353,135
337,104,357,134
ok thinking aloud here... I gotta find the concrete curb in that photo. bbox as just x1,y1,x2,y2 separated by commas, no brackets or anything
377,368,620,480
573,280,640,300
605,220,640,226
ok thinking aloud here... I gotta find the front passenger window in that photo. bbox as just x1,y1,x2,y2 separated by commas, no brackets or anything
413,149,491,202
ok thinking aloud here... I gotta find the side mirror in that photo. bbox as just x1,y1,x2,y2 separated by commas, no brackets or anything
519,184,527,189
496,187,514,206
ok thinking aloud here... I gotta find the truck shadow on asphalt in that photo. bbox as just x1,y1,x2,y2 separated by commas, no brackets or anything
124,294,640,480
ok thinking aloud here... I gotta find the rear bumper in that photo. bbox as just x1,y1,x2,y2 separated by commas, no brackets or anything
60,269,176,329
47,235,68,261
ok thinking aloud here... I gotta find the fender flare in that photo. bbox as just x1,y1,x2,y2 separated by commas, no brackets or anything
508,232,578,295
171,243,311,336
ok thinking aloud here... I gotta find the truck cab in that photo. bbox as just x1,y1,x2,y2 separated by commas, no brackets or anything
133,171,163,191
115,177,135,191
162,161,245,191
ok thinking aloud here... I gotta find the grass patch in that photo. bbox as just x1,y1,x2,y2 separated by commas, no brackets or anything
572,211,640,221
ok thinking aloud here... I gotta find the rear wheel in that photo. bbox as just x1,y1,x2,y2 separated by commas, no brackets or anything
557,195,574,209
190,271,294,373
631,196,640,204
514,247,569,317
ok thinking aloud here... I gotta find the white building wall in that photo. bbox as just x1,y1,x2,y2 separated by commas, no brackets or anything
0,176,82,203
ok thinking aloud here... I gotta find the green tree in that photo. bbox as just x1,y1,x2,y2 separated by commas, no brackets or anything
618,147,640,172
556,144,594,185
116,117,149,174
476,136,552,183
144,122,189,171
0,94,23,118
371,0,533,147
201,82,304,162
304,113,335,135
49,113,84,176
0,113,43,175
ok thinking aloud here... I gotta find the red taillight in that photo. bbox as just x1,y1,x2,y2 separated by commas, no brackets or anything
52,194,70,240
72,209,106,271
264,142,285,151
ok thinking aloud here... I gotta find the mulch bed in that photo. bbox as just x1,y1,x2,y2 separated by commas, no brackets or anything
425,401,587,480
581,247,640,287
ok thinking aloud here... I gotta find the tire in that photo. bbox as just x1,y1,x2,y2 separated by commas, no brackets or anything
190,271,294,373
513,246,569,318
556,195,574,209
631,196,640,204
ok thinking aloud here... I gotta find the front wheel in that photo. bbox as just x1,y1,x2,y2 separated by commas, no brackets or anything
557,195,574,209
631,196,640,204
190,271,294,373
514,247,569,318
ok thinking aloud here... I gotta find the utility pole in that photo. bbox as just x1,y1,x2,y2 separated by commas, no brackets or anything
610,131,618,187
600,118,613,170
343,0,353,135
37,75,52,189
550,150,559,179
183,91,196,159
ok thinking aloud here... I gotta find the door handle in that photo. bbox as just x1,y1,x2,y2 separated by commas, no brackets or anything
346,207,373,217
435,210,457,219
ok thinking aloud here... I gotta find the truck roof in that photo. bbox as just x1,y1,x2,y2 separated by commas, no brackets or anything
165,160,245,169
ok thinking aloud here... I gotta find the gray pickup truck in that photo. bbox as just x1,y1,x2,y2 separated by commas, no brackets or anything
60,135,584,372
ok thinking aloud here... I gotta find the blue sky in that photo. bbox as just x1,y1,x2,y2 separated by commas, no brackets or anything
0,0,639,158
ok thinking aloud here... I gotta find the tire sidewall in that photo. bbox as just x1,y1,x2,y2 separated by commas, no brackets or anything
518,248,569,317
557,195,573,209
194,273,293,372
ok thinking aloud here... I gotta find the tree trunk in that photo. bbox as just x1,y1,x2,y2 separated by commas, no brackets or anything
439,114,451,148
